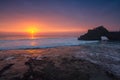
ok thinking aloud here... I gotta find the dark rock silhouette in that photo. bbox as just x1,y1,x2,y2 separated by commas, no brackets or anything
107,32,120,41
78,26,120,40
0,64,14,77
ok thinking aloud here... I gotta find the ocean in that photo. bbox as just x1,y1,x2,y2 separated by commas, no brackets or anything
0,36,98,50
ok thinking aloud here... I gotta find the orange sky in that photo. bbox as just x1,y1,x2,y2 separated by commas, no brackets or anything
0,15,87,33
1,0,119,34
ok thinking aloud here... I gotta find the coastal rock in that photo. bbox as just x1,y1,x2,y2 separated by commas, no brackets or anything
0,64,14,77
78,26,120,40
18,57,115,80
107,32,120,41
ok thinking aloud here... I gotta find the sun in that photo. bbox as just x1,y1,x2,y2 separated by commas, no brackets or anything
29,28,36,34
27,27,38,39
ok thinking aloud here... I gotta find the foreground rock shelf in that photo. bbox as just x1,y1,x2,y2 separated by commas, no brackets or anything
0,45,120,80
0,56,119,80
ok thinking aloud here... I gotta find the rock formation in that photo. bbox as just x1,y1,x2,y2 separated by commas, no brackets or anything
78,26,120,41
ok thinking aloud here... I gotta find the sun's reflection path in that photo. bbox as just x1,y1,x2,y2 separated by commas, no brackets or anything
30,40,37,46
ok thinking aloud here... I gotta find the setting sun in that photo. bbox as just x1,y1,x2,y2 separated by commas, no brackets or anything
27,27,38,39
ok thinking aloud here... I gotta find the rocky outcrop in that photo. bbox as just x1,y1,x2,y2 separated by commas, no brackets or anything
107,32,120,41
0,64,14,77
13,57,117,80
78,26,120,40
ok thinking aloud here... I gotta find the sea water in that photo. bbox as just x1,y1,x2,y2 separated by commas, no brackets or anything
0,36,98,50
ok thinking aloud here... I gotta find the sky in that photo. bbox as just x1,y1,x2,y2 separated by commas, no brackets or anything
0,0,120,34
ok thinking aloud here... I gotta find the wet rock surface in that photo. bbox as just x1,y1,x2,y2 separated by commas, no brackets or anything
0,64,14,77
0,56,117,80
0,45,119,80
